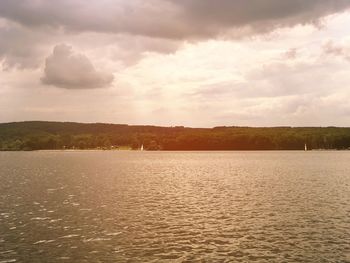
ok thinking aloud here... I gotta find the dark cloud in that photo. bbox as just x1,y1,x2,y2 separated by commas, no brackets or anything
0,20,47,69
0,0,349,39
0,20,181,69
109,35,181,66
42,44,114,89
1,1,350,69
168,0,350,35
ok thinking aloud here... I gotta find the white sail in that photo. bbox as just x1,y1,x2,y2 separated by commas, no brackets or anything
304,144,307,151
141,144,144,151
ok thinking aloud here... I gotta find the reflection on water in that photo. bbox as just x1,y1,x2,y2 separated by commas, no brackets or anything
1,151,350,262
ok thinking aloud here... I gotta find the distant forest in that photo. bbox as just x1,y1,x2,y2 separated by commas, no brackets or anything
1,121,350,151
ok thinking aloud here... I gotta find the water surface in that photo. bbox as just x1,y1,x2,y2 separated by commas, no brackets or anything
1,151,350,262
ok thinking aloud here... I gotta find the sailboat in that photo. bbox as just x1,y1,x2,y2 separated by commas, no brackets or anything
304,143,308,151
140,144,144,151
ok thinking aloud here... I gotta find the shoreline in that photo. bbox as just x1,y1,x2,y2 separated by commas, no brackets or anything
1,149,349,152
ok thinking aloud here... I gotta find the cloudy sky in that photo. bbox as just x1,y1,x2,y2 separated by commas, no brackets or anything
1,0,350,127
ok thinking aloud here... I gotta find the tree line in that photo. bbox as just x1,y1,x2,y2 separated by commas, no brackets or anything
1,121,350,151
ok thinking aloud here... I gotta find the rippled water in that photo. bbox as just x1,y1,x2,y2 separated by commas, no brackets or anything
1,151,350,262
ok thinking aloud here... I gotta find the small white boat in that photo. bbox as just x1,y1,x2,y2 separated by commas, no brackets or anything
141,144,144,151
304,143,308,151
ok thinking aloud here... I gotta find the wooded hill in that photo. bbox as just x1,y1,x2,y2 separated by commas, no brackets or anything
1,121,350,151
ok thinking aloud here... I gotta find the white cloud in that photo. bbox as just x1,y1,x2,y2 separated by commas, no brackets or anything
322,39,350,61
42,44,114,89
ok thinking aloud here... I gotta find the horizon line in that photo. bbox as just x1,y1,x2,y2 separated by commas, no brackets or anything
1,120,350,129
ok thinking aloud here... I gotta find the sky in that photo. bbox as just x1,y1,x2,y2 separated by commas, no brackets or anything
1,0,350,127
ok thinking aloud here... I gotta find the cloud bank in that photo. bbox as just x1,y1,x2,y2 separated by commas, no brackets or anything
0,0,349,70
0,0,349,39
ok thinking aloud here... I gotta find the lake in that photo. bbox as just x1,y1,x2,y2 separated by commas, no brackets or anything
1,151,350,262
